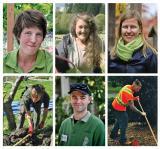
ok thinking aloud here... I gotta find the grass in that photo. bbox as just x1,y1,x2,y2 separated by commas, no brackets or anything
4,79,53,102
3,110,53,135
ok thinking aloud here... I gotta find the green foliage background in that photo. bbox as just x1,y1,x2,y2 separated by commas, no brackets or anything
3,3,53,32
56,3,105,34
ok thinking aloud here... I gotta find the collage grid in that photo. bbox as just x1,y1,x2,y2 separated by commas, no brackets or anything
0,0,160,148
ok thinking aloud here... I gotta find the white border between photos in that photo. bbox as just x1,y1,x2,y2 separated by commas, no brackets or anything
0,0,160,149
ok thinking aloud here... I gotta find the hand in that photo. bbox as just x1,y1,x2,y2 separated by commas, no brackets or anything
141,112,146,116
134,96,140,100
28,125,34,135
39,121,45,129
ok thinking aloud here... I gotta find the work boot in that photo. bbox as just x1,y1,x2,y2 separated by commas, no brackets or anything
110,133,118,140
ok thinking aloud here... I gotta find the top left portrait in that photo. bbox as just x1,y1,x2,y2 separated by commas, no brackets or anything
3,3,53,73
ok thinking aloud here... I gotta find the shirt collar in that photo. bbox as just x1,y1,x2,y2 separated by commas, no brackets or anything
70,111,91,123
29,50,46,71
5,49,46,72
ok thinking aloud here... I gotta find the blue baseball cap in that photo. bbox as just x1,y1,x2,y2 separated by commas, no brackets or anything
68,83,91,96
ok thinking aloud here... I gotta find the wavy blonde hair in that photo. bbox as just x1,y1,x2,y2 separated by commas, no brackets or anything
110,10,157,59
70,13,103,68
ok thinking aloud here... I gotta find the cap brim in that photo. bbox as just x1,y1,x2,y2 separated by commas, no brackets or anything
68,89,88,95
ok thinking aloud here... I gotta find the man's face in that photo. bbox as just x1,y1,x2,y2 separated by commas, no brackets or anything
133,85,141,93
70,91,91,113
31,88,42,103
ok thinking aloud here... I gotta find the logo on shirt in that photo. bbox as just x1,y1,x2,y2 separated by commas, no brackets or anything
82,136,89,146
61,134,68,142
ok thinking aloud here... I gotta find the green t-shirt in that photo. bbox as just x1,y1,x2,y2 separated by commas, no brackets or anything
58,111,105,146
3,49,53,73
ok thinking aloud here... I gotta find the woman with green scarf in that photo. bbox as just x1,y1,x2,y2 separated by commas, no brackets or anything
109,10,157,73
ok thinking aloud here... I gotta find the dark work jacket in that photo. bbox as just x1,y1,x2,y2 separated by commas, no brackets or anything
56,35,71,73
108,46,157,73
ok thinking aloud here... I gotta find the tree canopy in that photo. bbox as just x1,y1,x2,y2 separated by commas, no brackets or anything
3,3,53,32
64,3,105,15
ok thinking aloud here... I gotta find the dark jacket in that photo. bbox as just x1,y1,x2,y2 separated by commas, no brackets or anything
56,34,71,73
108,46,157,73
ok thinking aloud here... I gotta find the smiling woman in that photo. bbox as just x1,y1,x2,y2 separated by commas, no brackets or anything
56,13,104,73
3,10,53,73
108,10,157,73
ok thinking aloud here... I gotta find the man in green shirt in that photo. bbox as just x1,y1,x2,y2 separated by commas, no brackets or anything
58,83,105,146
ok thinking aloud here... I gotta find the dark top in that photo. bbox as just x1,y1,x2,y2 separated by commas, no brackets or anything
108,46,157,73
56,34,71,73
21,87,50,112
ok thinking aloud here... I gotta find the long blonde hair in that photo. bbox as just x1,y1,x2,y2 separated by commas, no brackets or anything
70,13,103,68
110,10,157,59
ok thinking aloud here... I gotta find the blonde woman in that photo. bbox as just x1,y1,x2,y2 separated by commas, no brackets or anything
108,10,157,73
56,13,104,73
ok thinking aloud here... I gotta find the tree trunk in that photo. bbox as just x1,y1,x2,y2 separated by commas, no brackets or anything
3,76,24,130
108,4,116,50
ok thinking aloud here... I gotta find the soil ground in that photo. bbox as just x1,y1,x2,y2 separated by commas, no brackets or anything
108,122,157,146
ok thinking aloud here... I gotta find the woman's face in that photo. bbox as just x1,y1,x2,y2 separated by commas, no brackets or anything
121,18,141,44
75,19,90,43
19,26,43,56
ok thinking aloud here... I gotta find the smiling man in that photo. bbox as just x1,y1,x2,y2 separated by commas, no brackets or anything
58,83,105,146
110,79,146,145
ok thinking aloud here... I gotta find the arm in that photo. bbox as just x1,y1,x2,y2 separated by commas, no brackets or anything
146,51,157,73
26,111,33,127
40,108,48,125
128,100,146,116
39,92,50,128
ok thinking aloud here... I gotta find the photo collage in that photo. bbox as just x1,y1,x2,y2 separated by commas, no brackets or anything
1,0,158,148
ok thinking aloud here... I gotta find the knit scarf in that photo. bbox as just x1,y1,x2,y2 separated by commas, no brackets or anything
116,35,144,61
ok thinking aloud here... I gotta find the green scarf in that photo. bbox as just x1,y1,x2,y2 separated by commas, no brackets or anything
116,35,144,61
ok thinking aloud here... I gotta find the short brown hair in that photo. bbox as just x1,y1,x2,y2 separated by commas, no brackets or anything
133,79,142,87
13,10,47,44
